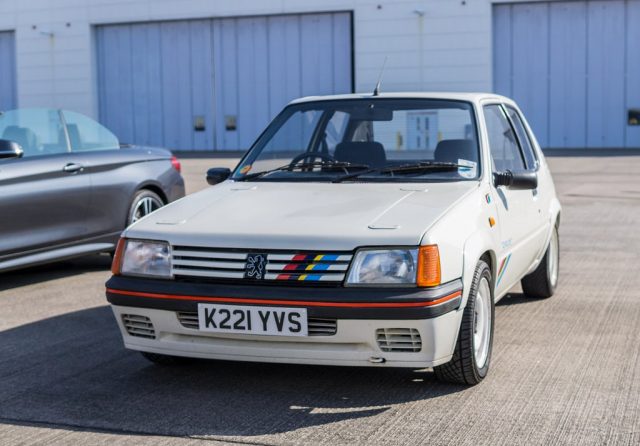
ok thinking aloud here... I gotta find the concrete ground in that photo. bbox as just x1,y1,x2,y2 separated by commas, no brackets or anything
1,154,639,445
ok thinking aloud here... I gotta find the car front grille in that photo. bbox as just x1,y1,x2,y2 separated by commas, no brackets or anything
376,328,422,352
176,312,337,336
171,246,352,284
122,314,156,339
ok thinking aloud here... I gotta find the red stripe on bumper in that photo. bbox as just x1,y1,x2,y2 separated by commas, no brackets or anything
106,288,462,308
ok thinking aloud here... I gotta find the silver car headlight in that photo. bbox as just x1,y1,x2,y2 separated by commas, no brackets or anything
118,239,172,278
346,249,418,286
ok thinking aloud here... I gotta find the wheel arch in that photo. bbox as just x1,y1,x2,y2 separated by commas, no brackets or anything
136,181,168,204
462,230,497,309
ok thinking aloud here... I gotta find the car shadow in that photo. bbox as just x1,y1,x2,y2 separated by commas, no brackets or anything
496,292,533,306
0,254,112,292
0,306,466,439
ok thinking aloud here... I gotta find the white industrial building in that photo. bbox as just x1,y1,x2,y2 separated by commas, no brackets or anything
0,0,638,150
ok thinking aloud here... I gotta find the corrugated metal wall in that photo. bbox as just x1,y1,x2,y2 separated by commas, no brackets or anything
0,31,17,111
96,12,352,151
494,0,640,149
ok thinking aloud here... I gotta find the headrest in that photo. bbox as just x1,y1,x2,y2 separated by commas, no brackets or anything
2,126,38,155
334,141,387,168
434,139,477,164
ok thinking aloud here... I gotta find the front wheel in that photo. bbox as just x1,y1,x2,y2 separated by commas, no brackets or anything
434,260,494,385
521,224,559,299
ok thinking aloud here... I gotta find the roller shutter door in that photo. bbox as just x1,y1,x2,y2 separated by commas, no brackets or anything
96,12,352,151
493,1,640,149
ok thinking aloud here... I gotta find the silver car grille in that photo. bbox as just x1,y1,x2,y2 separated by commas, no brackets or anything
376,328,422,352
171,246,352,284
176,312,337,336
122,314,156,339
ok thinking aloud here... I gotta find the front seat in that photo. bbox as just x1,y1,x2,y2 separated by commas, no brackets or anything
434,139,477,164
334,141,387,168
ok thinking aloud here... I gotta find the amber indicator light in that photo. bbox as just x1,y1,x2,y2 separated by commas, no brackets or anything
417,245,441,287
111,238,126,275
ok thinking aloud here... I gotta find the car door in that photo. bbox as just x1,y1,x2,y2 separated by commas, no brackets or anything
60,110,137,239
0,109,91,258
482,104,544,297
503,104,550,259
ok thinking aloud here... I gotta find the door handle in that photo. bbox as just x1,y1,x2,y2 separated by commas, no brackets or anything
63,163,84,173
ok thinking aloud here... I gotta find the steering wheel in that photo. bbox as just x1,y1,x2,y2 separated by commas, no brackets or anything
288,152,336,170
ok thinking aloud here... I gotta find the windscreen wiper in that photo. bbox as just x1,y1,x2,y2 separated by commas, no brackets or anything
236,161,370,181
332,161,466,183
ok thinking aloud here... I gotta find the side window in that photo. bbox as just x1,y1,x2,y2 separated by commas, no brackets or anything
0,109,67,157
505,106,537,170
483,105,525,172
62,110,120,152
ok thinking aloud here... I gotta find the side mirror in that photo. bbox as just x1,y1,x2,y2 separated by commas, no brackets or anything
206,167,231,185
0,139,24,160
493,170,538,190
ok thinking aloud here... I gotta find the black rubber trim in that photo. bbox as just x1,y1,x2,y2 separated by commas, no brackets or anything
105,276,462,320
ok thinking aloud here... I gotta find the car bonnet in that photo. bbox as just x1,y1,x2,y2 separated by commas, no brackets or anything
124,181,478,251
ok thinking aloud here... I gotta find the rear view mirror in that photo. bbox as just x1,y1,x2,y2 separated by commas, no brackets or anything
0,139,24,159
349,106,394,121
493,170,538,190
206,167,231,185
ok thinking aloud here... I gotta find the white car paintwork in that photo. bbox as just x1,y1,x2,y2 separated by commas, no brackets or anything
113,92,561,368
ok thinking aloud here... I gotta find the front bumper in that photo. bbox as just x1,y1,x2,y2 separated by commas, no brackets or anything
106,276,463,368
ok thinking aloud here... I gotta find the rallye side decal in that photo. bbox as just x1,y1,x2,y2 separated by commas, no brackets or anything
496,253,511,286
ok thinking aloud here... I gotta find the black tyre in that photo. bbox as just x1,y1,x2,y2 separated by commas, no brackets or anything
521,224,559,299
127,189,164,226
140,351,192,366
434,260,494,385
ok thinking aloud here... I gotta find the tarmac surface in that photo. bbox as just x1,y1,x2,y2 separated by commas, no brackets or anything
1,154,639,445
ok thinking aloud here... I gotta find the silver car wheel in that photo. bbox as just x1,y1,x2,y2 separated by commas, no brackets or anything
131,196,162,224
474,277,492,369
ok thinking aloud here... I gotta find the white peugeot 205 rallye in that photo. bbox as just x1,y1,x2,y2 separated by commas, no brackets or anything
107,93,561,385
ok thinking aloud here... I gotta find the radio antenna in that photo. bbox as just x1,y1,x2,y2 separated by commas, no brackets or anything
372,56,387,96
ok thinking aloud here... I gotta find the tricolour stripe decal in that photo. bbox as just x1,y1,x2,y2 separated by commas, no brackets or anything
496,253,512,286
106,288,462,308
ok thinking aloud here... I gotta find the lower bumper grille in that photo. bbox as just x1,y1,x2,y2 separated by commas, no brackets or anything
122,314,156,339
176,312,337,336
376,328,422,352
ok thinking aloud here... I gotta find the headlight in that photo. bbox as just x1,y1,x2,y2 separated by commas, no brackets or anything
118,239,172,278
346,249,418,285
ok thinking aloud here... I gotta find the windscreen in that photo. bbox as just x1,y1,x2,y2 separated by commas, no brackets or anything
233,99,480,182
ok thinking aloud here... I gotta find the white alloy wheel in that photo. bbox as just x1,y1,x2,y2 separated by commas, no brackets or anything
474,277,492,368
547,227,559,288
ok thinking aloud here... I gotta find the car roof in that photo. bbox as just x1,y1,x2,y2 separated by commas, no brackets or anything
289,92,513,105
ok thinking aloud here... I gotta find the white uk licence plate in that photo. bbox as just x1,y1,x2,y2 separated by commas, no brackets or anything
197,303,308,337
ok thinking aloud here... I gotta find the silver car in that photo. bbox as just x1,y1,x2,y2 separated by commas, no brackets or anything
0,108,185,272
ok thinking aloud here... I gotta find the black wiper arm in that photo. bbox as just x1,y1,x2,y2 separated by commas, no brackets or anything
236,161,370,181
332,161,464,183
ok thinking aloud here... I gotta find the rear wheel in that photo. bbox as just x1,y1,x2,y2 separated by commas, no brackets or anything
127,189,164,226
521,224,559,299
141,351,192,366
434,260,494,385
